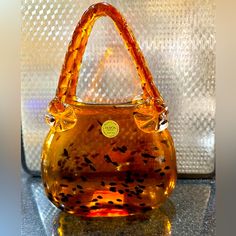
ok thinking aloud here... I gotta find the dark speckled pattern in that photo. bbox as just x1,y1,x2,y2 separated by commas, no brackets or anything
21,172,215,236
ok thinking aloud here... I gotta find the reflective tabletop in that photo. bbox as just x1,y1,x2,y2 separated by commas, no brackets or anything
21,172,215,236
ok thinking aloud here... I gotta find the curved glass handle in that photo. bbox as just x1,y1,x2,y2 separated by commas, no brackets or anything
56,2,164,104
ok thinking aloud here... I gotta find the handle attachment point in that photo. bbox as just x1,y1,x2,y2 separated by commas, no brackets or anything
46,98,77,132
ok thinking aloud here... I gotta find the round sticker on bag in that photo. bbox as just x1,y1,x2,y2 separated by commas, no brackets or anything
101,120,119,138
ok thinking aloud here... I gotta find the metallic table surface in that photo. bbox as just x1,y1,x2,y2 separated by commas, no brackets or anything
21,172,215,236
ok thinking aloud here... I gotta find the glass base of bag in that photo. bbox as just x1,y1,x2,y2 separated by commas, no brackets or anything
41,101,177,217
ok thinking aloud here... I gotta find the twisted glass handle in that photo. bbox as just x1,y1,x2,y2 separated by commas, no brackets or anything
56,2,163,105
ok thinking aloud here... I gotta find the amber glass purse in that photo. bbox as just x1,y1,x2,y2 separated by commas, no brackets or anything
41,2,177,217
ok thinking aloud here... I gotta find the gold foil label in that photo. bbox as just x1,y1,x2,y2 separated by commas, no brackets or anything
101,120,119,138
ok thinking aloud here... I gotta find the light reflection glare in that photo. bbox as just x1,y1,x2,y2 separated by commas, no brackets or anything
54,202,174,236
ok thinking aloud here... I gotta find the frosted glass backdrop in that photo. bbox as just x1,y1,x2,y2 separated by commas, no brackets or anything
21,0,215,175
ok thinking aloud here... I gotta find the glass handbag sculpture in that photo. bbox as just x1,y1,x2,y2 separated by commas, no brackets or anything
41,2,177,217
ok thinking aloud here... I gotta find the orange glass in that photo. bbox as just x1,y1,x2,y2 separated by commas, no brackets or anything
41,2,177,217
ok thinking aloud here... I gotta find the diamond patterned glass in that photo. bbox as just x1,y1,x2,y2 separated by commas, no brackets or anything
21,0,215,175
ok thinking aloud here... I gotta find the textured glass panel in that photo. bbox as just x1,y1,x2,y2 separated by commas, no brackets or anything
21,0,215,174
76,17,142,104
